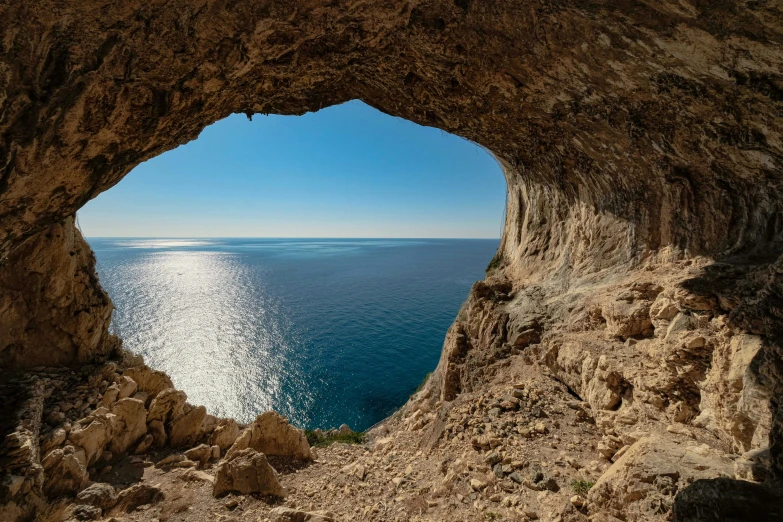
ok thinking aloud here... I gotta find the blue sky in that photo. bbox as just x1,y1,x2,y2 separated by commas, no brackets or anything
78,100,506,238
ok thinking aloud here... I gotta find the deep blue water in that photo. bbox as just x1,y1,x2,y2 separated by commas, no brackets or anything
89,238,497,431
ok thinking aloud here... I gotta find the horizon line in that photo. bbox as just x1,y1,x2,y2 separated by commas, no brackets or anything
84,236,501,240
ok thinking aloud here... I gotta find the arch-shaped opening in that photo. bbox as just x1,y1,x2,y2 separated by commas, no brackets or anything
77,100,507,430
1,1,782,519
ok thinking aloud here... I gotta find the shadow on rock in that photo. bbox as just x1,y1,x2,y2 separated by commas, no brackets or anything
672,477,783,521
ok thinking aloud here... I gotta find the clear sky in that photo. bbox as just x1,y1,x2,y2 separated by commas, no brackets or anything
78,100,507,238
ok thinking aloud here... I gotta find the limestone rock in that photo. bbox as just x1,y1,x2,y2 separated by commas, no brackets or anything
107,398,147,455
101,385,120,407
41,445,88,497
76,482,117,511
115,483,164,512
169,405,206,448
155,454,185,468
68,409,117,465
184,444,212,468
41,427,67,456
588,435,734,521
180,469,215,483
146,388,186,425
0,0,782,515
227,411,311,461
117,376,138,399
672,477,783,522
0,218,115,368
122,366,174,399
602,299,654,339
270,506,335,522
212,448,285,498
134,434,154,454
70,505,102,521
209,418,240,450
148,419,167,447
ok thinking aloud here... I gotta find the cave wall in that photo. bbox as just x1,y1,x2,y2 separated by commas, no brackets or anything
0,217,115,368
0,0,782,483
0,0,781,265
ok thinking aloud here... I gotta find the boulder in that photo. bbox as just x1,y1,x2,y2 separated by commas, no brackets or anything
41,427,67,456
155,454,185,468
202,414,218,435
180,469,215,483
115,483,164,512
68,409,117,465
270,507,335,522
70,505,102,521
76,482,117,511
122,366,174,398
212,448,285,498
226,411,312,461
107,398,147,455
169,405,206,447
588,434,733,521
184,444,212,468
209,418,240,450
134,434,154,454
146,388,186,424
117,375,138,399
101,384,120,407
602,299,653,339
148,419,167,447
41,445,88,496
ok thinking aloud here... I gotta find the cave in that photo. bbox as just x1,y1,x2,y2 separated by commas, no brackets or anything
1,0,782,520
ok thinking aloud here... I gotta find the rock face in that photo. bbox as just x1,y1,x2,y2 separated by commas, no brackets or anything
75,483,117,512
122,366,174,399
588,434,733,521
41,446,88,497
210,419,241,450
0,0,781,519
169,404,207,448
227,411,312,461
67,409,117,465
213,448,285,498
107,398,147,454
0,217,116,368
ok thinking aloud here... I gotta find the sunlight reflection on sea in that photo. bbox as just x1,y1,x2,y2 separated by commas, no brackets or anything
90,238,496,430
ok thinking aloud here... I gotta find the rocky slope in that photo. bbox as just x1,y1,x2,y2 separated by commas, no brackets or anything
1,0,783,520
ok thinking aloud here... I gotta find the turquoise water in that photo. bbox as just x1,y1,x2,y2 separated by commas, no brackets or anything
89,238,497,431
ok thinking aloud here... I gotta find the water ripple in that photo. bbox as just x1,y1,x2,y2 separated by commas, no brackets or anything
91,238,497,430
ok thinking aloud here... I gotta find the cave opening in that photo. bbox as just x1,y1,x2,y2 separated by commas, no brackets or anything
76,100,507,431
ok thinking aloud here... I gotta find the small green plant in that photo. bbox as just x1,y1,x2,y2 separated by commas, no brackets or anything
305,430,367,448
572,479,594,496
485,252,503,274
415,372,432,393
484,512,503,520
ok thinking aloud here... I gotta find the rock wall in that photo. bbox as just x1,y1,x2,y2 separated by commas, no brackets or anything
0,217,116,368
0,0,782,516
0,0,781,260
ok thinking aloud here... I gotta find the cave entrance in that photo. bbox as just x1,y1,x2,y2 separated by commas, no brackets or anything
77,100,506,432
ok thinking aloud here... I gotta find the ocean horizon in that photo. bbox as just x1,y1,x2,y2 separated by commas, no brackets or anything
88,237,498,431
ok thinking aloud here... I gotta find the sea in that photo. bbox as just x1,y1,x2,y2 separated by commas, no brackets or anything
88,238,498,431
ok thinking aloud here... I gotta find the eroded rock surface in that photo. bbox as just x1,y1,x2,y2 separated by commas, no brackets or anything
0,0,782,520
0,218,116,368
227,411,312,461
213,448,285,498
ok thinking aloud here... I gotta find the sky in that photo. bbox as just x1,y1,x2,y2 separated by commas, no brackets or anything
78,100,507,238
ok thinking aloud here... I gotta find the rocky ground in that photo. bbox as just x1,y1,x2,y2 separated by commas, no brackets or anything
2,257,783,522
3,355,610,522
